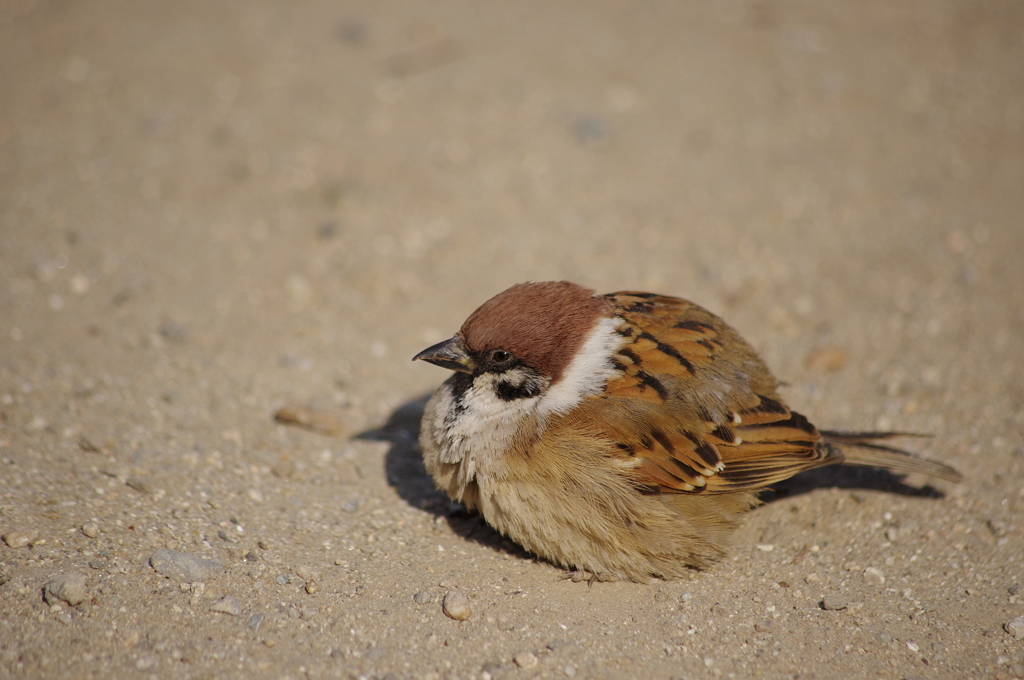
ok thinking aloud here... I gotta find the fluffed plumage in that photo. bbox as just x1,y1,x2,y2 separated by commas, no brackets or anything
414,281,961,582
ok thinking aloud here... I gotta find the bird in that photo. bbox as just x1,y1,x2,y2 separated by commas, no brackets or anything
413,281,961,582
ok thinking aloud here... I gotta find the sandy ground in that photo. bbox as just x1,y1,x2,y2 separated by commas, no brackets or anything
2,1,1024,678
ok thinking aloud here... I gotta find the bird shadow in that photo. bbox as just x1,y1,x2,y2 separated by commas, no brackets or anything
354,394,532,561
761,464,946,505
357,396,947,555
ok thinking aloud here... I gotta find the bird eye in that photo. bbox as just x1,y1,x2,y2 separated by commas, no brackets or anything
489,350,513,364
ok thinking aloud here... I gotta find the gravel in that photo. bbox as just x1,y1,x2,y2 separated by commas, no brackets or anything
42,573,88,606
442,589,472,621
81,522,101,538
248,613,266,632
209,595,242,616
513,651,538,669
149,550,225,583
864,567,886,585
821,595,848,611
2,530,38,549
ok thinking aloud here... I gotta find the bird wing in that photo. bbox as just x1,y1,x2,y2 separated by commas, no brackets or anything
574,292,833,494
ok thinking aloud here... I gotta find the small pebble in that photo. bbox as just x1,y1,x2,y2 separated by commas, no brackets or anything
442,588,472,621
274,405,344,435
414,590,435,605
81,522,100,538
270,457,296,479
126,477,152,494
78,437,103,454
988,519,1009,537
210,595,241,616
43,573,88,606
1005,616,1024,638
547,639,577,653
149,549,224,583
3,529,39,549
754,619,773,632
885,527,899,542
864,567,886,584
158,321,188,342
276,574,291,585
564,664,577,678
304,580,319,595
248,612,265,632
189,582,206,606
496,611,517,631
822,595,848,611
513,652,538,669
294,565,319,581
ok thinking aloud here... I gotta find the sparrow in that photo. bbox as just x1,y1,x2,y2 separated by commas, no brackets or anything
413,281,961,582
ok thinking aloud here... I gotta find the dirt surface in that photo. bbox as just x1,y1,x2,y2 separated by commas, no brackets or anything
2,1,1023,678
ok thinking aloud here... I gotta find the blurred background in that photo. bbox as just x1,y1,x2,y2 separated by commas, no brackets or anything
3,2,1021,421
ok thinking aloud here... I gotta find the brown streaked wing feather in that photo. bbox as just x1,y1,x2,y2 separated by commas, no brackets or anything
596,293,741,491
564,397,725,492
601,292,754,412
704,405,836,493
582,293,835,495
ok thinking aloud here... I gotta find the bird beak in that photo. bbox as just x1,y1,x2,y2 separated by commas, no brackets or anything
413,336,476,373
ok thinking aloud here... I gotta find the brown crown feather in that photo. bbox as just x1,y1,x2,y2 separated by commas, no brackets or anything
459,281,613,383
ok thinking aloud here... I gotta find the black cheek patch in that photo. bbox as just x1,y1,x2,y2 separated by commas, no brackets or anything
495,375,545,401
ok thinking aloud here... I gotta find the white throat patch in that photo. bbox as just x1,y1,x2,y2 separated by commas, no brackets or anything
430,314,625,489
433,372,542,487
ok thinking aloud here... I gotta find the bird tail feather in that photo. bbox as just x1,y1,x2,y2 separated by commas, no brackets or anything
820,430,962,483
